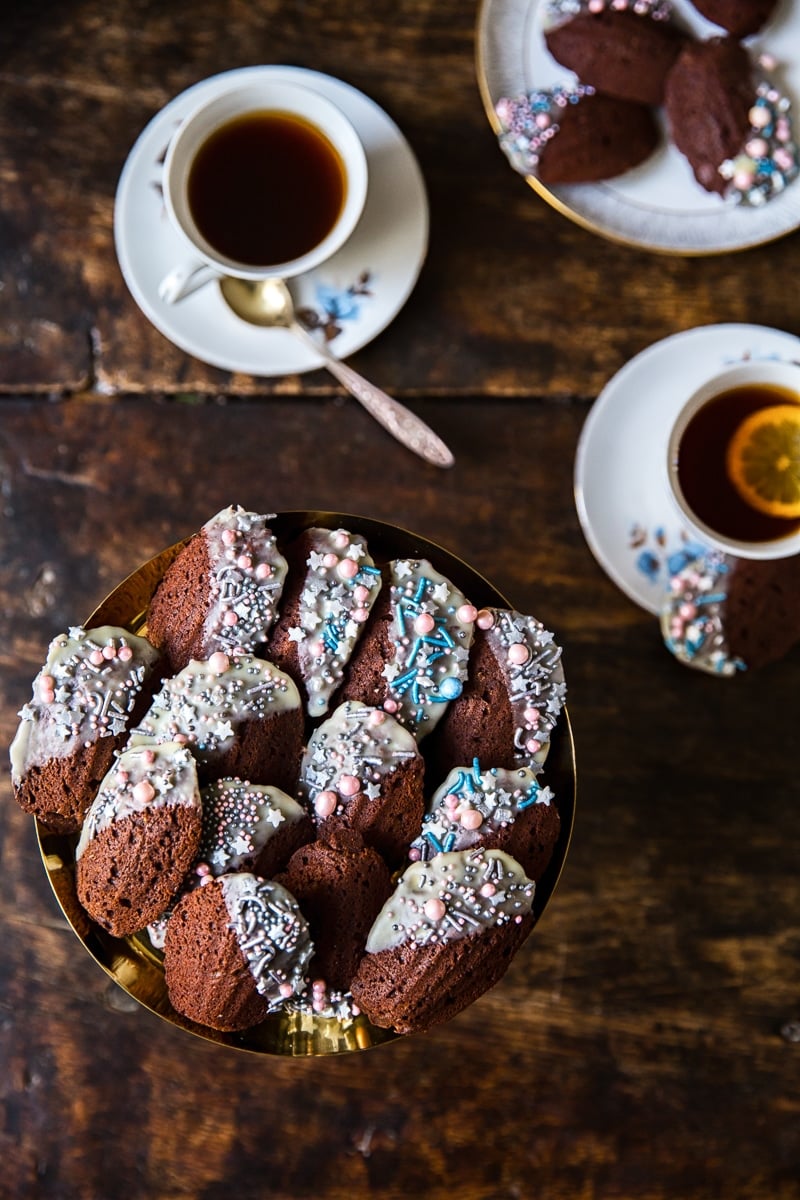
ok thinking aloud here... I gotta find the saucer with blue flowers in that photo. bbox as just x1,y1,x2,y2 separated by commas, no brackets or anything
574,324,800,613
115,67,428,376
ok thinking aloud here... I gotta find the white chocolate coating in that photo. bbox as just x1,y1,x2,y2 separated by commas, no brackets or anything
475,608,566,766
10,625,158,783
200,505,288,656
410,761,554,860
129,653,300,761
365,848,535,953
285,527,382,718
381,558,475,738
220,873,313,1011
298,699,418,819
76,741,199,859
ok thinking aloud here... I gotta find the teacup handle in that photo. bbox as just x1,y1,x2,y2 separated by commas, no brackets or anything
158,261,221,303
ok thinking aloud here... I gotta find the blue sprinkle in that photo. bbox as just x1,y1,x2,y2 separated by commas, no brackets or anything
518,785,542,811
424,831,445,854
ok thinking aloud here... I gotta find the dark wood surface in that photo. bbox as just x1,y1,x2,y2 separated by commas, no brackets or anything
2,2,800,1198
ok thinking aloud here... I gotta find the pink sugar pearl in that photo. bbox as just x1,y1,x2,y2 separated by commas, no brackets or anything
222,528,237,546
314,790,338,818
476,609,495,630
369,709,386,726
526,738,542,754
457,604,478,624
460,808,483,830
133,780,155,804
383,698,399,714
337,557,359,580
508,642,530,666
338,774,361,797
774,147,795,172
102,644,117,660
353,607,370,623
223,610,238,626
237,554,252,570
279,983,295,998
354,584,370,603
118,645,133,661
480,882,496,898
746,138,768,159
414,613,436,635
89,649,105,666
749,105,771,129
323,552,339,569
255,562,271,580
424,898,446,921
208,651,230,675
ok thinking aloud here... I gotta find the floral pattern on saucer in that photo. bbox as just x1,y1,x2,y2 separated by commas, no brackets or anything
114,66,428,376
574,323,800,615
628,524,707,587
298,273,375,342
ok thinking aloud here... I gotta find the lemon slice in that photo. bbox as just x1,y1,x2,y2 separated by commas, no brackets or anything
726,403,800,519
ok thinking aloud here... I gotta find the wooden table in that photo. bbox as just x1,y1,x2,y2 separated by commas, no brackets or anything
2,3,799,1198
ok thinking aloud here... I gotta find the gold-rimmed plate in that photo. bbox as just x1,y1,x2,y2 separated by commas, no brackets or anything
476,0,800,254
35,511,576,1056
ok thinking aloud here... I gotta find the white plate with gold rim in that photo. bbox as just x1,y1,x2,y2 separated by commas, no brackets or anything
115,67,429,375
476,0,800,254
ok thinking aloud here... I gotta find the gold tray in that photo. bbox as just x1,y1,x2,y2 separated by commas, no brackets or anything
36,511,576,1056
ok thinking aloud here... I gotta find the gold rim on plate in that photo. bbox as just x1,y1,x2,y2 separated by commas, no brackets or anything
36,511,576,1057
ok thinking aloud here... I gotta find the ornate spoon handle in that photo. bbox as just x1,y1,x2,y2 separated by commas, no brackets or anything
292,323,454,469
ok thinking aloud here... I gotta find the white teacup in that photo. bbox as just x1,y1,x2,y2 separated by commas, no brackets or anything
158,78,368,303
667,359,800,560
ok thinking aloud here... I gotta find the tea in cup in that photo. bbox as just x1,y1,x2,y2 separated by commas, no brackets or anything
667,359,800,560
158,78,368,303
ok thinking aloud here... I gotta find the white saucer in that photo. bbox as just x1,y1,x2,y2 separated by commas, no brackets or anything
114,67,429,375
574,323,800,614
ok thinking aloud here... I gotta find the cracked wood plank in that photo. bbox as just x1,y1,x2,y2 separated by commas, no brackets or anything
3,1,800,399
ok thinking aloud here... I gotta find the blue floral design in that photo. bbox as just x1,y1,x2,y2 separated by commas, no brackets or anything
297,271,374,342
629,524,708,587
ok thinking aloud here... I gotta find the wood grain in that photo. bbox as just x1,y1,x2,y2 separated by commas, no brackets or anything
2,0,800,397
1,397,799,1199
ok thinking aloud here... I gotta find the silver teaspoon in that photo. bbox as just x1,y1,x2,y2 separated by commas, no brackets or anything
219,276,454,469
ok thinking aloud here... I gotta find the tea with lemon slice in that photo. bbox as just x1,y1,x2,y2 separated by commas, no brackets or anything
675,382,800,544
